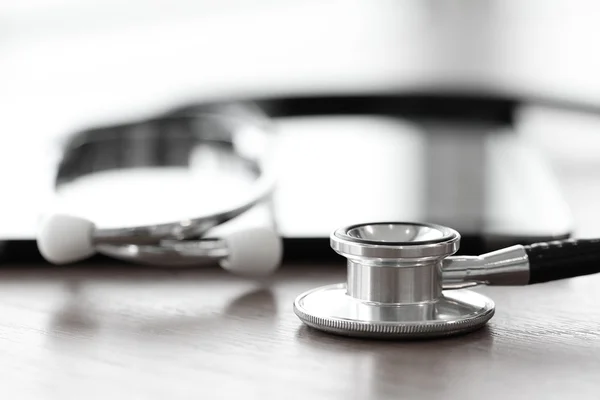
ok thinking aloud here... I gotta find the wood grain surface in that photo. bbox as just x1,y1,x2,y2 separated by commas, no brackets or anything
2,134,600,399
1,261,600,400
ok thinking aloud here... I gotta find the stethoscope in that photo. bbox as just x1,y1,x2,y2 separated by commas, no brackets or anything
36,103,284,276
38,214,600,340
293,222,600,339
33,99,600,340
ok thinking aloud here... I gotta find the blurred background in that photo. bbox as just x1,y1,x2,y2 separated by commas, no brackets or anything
2,0,600,262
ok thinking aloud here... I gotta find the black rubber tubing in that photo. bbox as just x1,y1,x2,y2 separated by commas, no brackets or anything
524,238,600,284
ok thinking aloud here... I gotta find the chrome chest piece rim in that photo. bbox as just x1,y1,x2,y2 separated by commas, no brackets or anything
293,222,496,339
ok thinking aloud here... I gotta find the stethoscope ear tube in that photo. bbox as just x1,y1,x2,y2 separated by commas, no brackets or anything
524,238,600,284
442,238,600,288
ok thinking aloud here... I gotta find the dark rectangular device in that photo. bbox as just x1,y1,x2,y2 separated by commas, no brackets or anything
0,95,572,264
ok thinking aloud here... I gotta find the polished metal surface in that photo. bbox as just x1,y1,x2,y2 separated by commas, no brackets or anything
331,222,460,260
346,223,451,243
442,245,530,286
293,284,495,339
96,239,229,266
294,221,533,339
347,260,441,304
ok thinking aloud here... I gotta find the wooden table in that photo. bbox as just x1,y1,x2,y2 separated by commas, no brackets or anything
3,129,600,399
1,259,600,399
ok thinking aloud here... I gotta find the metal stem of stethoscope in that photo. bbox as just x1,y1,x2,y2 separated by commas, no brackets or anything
293,222,600,339
346,244,529,304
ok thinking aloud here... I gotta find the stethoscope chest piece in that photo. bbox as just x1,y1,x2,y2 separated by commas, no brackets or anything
293,222,495,339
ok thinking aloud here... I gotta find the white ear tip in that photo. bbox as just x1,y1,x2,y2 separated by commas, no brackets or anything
37,214,96,264
219,227,283,276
